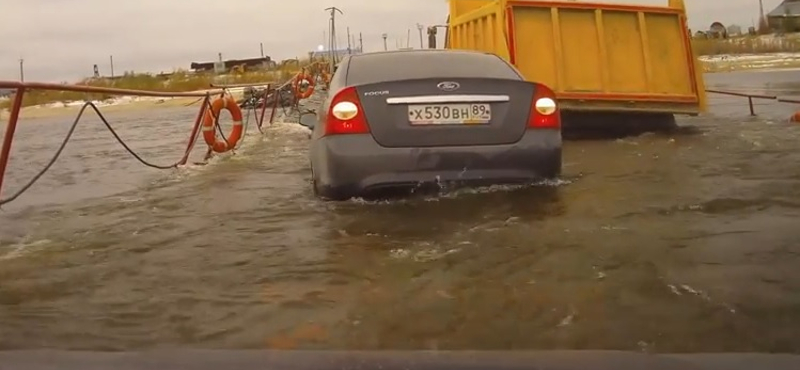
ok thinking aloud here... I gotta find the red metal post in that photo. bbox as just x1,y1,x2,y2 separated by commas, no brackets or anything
0,81,222,97
178,94,210,165
0,88,26,198
258,84,272,128
269,88,280,124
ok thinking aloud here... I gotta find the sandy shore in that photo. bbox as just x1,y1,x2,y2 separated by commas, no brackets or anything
0,88,252,121
699,52,800,73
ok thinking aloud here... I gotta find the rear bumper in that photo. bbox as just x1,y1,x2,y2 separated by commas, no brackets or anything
310,130,562,200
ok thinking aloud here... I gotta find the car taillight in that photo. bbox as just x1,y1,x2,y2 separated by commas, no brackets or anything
528,83,560,129
324,86,370,136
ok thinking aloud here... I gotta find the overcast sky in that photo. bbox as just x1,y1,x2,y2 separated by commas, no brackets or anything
0,0,783,82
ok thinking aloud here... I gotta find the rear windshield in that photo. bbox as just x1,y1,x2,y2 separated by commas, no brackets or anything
345,51,522,85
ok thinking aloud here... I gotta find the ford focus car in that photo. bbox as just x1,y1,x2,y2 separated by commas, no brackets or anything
309,49,561,200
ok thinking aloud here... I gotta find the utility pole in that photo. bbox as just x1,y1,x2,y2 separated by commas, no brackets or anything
758,0,768,34
325,6,343,71
110,55,115,78
260,43,264,58
406,29,411,48
346,26,352,54
19,58,24,82
382,33,388,51
359,32,363,52
416,24,424,49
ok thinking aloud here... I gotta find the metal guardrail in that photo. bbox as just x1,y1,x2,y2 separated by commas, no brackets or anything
705,89,778,116
0,81,227,202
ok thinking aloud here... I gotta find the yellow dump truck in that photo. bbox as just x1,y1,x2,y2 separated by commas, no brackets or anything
446,0,707,125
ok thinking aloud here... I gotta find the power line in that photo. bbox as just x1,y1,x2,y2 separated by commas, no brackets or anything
325,6,343,71
346,26,352,54
416,24,424,49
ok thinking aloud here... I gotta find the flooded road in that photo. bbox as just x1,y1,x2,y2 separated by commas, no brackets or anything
1,70,799,353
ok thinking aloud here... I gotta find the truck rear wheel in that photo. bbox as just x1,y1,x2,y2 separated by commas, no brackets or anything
561,111,677,139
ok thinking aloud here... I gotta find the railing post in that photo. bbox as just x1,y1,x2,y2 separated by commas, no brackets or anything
0,87,26,198
269,87,280,124
258,84,272,128
748,96,755,116
179,94,210,165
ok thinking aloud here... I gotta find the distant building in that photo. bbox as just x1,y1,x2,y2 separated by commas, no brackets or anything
768,0,800,32
309,47,362,61
726,24,743,36
708,22,727,38
190,56,272,73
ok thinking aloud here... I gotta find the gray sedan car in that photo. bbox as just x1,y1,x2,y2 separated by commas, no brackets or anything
309,49,561,200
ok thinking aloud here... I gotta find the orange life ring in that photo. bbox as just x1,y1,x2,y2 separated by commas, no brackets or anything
790,111,800,123
292,73,316,100
202,95,244,153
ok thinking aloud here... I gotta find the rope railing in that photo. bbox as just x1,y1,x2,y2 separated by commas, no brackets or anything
0,64,331,206
705,89,778,116
0,82,224,206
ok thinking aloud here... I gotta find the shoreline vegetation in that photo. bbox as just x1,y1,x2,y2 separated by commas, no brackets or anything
0,68,299,120
693,33,800,73
3,34,800,119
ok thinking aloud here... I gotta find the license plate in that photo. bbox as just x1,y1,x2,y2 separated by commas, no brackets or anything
407,103,491,125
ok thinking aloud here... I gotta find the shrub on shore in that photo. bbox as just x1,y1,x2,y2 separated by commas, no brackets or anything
0,65,302,110
692,35,800,56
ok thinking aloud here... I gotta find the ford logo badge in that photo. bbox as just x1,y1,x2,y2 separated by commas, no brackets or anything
437,81,460,91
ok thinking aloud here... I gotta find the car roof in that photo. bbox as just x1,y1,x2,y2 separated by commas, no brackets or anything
349,49,494,60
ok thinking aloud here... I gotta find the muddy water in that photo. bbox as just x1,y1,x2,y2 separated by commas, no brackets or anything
0,71,799,352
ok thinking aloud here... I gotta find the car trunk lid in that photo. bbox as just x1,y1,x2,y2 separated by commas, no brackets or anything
355,78,535,148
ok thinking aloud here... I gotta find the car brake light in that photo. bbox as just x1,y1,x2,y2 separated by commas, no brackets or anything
528,83,560,129
324,86,369,136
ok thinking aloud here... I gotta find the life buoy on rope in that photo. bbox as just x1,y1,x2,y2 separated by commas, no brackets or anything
202,95,244,153
292,72,316,100
790,111,800,123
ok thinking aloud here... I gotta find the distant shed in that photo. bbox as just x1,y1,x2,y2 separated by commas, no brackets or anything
767,0,800,32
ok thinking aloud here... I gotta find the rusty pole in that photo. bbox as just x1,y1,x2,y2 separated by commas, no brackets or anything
325,7,343,71
178,94,211,165
0,88,26,197
257,84,272,127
